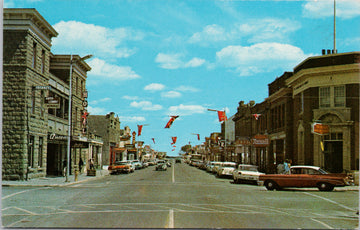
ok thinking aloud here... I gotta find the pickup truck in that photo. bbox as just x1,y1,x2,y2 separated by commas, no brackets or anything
259,165,350,191
108,161,133,174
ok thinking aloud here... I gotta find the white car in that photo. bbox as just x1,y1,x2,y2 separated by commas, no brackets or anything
233,164,265,184
216,162,237,178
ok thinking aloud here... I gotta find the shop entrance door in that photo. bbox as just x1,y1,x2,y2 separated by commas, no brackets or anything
324,141,343,173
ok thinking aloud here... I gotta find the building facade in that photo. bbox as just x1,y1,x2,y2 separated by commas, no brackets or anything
3,8,99,180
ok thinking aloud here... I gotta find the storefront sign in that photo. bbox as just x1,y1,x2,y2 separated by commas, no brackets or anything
251,135,269,147
48,133,68,140
71,141,89,148
45,96,60,108
312,122,330,135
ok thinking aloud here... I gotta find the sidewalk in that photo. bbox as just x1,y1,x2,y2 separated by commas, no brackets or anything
2,169,109,187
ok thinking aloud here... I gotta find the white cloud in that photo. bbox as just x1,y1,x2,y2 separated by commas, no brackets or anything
90,98,111,105
167,104,207,116
175,85,200,92
52,21,144,58
161,91,182,98
188,19,300,45
88,58,140,80
155,53,205,69
122,95,140,100
130,101,163,111
216,42,311,76
87,106,106,115
144,83,165,91
189,24,228,43
119,116,146,123
303,0,360,19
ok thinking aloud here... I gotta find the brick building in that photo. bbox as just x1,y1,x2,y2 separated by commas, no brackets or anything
231,52,359,174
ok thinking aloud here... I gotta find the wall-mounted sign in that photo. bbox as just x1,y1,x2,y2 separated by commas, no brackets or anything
312,122,330,135
251,135,269,147
45,96,60,108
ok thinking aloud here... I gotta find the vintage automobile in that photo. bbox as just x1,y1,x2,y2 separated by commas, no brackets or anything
216,162,237,178
175,158,182,163
108,161,133,174
206,161,220,173
259,165,349,191
156,162,167,171
211,162,224,174
233,164,265,184
131,160,143,170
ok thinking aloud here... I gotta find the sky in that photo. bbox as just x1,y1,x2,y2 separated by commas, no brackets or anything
4,0,360,156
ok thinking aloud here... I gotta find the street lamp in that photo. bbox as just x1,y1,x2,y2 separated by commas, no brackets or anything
66,54,93,182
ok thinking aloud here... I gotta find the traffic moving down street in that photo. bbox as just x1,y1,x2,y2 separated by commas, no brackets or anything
2,160,358,229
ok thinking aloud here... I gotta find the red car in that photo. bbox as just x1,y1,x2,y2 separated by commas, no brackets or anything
259,165,350,191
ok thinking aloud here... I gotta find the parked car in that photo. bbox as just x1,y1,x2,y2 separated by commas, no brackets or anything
210,162,223,174
206,161,220,173
216,162,237,178
259,165,350,191
126,160,136,172
175,158,181,163
131,160,143,170
233,164,265,184
108,161,133,174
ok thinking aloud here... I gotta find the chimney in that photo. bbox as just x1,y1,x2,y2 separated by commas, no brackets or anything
322,49,326,55
327,49,331,54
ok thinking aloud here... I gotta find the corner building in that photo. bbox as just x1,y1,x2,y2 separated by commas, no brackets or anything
287,52,359,173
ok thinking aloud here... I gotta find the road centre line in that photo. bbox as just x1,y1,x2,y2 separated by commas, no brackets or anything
304,192,357,212
168,209,174,228
172,164,175,183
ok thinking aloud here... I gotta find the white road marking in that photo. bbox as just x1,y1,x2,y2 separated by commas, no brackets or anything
311,218,334,229
172,165,175,183
13,207,37,215
304,192,357,212
2,187,50,200
168,209,174,228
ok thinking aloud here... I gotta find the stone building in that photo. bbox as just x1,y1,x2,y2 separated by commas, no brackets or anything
3,8,58,180
3,8,98,180
87,112,121,166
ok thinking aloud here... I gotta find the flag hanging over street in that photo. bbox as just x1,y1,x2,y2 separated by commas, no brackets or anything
165,115,179,128
253,114,262,120
191,133,200,140
217,110,227,122
171,136,177,145
151,138,155,144
137,125,143,136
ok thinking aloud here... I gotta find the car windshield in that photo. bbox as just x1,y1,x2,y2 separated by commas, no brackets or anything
115,162,128,165
223,163,236,167
240,166,258,172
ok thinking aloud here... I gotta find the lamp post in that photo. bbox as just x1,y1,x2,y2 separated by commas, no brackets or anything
66,54,93,182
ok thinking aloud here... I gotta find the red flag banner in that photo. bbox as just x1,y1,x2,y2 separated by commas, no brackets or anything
137,125,143,136
197,134,200,140
171,136,177,145
253,114,261,120
151,138,155,144
165,115,179,128
217,110,227,122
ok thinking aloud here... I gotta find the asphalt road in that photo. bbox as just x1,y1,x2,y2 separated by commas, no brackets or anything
2,162,359,229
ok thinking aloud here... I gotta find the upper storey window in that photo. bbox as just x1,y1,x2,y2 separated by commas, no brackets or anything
32,42,37,68
319,85,345,108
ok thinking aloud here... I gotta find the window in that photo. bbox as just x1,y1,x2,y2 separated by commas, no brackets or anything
319,86,346,108
38,137,43,167
32,43,37,68
300,92,304,113
334,86,345,107
41,50,46,73
31,89,35,114
40,91,44,116
319,87,330,108
28,136,35,168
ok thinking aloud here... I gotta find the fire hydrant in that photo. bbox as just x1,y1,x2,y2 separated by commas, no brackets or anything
75,170,79,182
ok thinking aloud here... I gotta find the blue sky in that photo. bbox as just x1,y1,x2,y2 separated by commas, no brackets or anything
5,0,360,156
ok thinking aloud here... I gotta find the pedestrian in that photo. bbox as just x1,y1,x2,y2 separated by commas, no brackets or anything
89,158,95,170
284,159,290,174
79,158,84,174
62,159,67,177
277,162,285,174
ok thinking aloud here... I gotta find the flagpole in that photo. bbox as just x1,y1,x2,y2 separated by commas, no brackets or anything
333,0,336,53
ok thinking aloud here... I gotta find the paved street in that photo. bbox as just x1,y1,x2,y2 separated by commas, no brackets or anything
2,162,359,229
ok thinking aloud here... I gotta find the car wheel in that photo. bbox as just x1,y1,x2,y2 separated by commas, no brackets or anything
317,182,334,191
264,180,278,191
